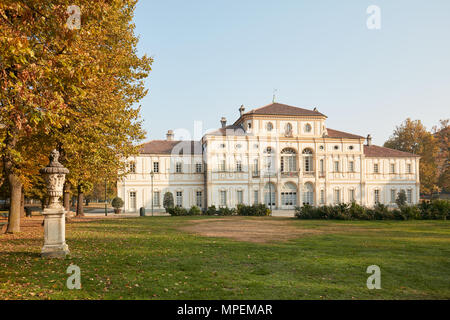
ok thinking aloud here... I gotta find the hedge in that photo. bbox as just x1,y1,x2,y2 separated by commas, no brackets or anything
168,204,272,217
295,200,449,220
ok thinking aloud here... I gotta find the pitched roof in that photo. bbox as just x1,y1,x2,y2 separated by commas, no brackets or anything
364,145,420,158
139,140,202,155
205,124,247,136
243,103,326,117
326,128,364,139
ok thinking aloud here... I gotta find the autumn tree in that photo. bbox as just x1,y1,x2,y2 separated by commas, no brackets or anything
384,118,439,195
1,0,151,229
433,119,450,193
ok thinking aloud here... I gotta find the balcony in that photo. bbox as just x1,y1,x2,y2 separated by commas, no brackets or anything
281,171,299,178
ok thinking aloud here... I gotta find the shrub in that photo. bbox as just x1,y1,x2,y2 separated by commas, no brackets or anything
296,201,449,221
167,206,188,216
188,205,202,216
396,190,407,207
111,197,124,213
163,192,174,212
237,204,271,216
419,200,450,220
111,197,124,208
206,205,217,216
217,207,235,216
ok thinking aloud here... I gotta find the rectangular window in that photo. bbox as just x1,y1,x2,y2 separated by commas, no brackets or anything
219,159,226,172
374,190,380,204
129,162,136,173
196,191,202,208
320,190,325,204
254,190,259,204
373,163,379,173
253,159,259,176
407,164,412,174
349,189,355,202
153,191,160,207
390,163,395,174
129,191,136,210
320,159,324,174
195,162,202,173
176,162,182,173
220,191,227,207
236,161,242,172
237,190,243,204
334,189,340,204
349,161,354,172
407,189,412,204
153,162,159,173
176,191,183,207
334,161,339,172
390,189,396,203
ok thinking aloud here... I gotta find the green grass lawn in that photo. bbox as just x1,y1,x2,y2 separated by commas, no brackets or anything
1,216,449,300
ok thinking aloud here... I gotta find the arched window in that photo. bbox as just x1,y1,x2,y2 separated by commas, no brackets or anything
303,183,314,205
285,123,293,135
302,149,313,172
281,148,297,173
281,182,297,206
264,183,276,207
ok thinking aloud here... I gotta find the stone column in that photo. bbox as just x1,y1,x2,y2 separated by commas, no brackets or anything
40,149,70,258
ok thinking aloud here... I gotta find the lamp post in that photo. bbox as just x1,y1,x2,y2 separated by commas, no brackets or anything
267,162,272,211
40,149,70,258
104,178,107,216
150,171,154,216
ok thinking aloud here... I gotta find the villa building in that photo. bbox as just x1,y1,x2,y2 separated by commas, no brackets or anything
117,103,420,212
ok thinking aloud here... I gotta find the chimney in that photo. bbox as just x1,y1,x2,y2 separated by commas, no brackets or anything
366,134,372,146
239,105,245,117
220,117,227,128
166,130,174,141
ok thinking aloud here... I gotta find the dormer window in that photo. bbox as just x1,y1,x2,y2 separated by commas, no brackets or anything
305,123,312,133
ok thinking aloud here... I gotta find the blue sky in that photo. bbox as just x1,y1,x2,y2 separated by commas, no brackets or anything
133,0,450,145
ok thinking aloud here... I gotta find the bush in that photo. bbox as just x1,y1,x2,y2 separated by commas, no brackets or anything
163,192,174,212
295,200,449,221
111,197,124,209
188,205,202,216
206,205,217,216
167,206,188,216
217,207,235,216
236,204,271,216
419,200,450,220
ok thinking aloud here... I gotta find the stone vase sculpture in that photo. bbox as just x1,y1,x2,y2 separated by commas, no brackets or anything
40,149,70,258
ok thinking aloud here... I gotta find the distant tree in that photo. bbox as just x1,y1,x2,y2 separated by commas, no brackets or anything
396,190,407,207
384,118,439,195
432,119,450,193
163,192,174,212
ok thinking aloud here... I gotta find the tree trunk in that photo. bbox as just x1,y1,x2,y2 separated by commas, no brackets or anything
6,173,22,233
63,181,71,212
3,126,21,233
76,185,84,216
20,187,25,217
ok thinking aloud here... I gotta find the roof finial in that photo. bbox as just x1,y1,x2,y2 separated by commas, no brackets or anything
272,89,277,103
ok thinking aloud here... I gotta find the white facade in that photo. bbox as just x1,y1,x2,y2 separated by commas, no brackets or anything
118,103,420,212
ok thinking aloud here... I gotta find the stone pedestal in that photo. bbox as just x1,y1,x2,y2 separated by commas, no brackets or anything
41,207,70,258
40,149,70,259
